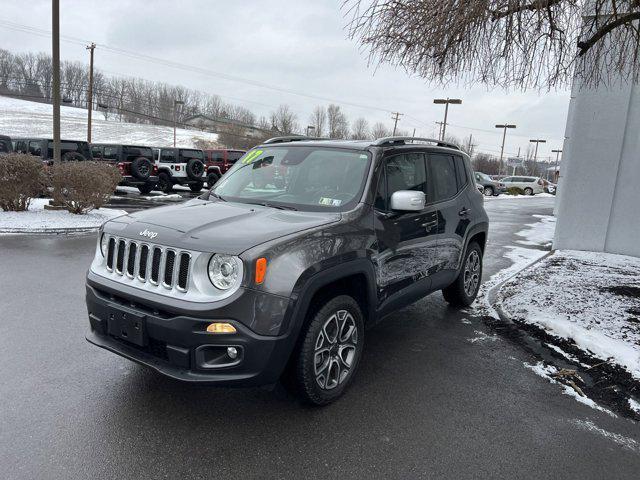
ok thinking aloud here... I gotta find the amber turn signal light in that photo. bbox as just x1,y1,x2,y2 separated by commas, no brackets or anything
255,257,267,284
206,322,236,334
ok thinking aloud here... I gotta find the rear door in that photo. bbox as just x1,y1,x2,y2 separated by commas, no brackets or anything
426,152,472,288
373,152,439,309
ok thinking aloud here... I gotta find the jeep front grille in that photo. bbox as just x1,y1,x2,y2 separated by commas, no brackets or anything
104,235,191,292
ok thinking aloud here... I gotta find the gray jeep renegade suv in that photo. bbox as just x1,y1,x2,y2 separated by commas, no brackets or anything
86,136,488,405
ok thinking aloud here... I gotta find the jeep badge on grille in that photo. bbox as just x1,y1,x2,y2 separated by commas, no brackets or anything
139,229,158,240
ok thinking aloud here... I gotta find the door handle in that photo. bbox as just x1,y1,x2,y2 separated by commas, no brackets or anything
421,220,437,229
458,207,471,217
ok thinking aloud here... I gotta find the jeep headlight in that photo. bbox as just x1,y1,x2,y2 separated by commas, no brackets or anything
99,233,109,257
207,254,242,290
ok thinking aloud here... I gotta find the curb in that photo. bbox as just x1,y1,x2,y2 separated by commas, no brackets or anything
0,226,100,235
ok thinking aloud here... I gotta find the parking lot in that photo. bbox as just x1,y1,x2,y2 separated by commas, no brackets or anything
2,196,638,480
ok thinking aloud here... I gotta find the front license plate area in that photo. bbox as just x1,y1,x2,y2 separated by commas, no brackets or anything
107,308,147,347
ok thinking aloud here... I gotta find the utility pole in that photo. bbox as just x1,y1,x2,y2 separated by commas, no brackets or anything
391,112,403,135
466,134,477,157
433,98,462,140
86,42,96,143
529,139,547,176
173,99,184,147
52,0,61,165
495,124,516,175
552,149,562,183
513,147,521,175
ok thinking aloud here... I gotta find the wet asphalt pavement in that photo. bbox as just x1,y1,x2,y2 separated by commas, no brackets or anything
1,196,639,479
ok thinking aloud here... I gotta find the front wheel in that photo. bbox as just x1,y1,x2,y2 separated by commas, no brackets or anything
443,242,483,307
189,181,204,193
157,172,173,193
524,187,534,196
292,295,364,406
483,186,494,196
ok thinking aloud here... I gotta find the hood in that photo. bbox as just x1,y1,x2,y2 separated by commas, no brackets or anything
103,199,341,255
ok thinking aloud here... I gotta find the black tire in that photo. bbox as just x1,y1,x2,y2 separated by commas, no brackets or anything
62,151,86,162
189,181,203,193
157,172,173,193
186,159,205,180
137,183,154,195
483,186,494,196
291,295,364,406
130,157,152,181
524,187,534,196
207,172,220,189
442,242,483,307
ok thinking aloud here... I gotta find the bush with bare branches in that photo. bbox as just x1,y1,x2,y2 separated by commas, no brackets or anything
0,153,47,211
51,162,121,214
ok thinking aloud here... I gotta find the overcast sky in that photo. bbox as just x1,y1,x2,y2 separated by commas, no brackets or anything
0,0,571,160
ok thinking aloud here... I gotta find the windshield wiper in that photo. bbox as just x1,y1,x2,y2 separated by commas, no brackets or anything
209,191,226,202
245,201,297,211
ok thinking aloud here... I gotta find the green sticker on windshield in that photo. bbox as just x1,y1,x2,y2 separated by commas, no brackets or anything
242,149,263,164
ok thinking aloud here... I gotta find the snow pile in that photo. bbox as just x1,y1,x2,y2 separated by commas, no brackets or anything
0,198,126,233
485,192,555,200
515,214,556,248
0,96,218,148
500,250,640,379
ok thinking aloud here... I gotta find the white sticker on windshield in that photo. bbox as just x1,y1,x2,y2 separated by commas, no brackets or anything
319,197,342,206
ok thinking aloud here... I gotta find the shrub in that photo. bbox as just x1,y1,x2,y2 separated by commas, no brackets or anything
506,186,525,196
51,161,121,214
0,153,47,211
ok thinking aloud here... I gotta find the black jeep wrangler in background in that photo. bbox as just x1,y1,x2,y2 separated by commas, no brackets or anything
0,135,13,156
91,144,158,194
86,136,488,405
12,137,92,164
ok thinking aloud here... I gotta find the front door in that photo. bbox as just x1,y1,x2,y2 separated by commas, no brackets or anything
373,152,440,312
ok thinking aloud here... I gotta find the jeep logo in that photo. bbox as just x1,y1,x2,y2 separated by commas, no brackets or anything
139,229,158,240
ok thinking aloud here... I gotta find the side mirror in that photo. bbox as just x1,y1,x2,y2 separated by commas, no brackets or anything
390,190,425,211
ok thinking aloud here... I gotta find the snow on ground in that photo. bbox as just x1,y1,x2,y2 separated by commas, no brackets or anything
0,96,219,148
524,362,616,416
515,214,556,248
484,192,555,200
113,186,182,201
499,250,640,380
0,198,126,233
571,420,640,452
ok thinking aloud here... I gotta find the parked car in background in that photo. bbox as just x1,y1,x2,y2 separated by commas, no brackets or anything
501,176,545,195
546,182,557,194
85,136,489,405
152,147,206,193
0,135,13,156
474,172,506,196
12,137,92,164
203,148,245,188
91,144,158,194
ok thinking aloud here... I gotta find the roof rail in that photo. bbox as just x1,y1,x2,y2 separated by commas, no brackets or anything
371,136,460,150
262,135,323,144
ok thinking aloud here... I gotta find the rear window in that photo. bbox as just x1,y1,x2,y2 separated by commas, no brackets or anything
227,151,245,163
123,146,153,158
179,149,204,161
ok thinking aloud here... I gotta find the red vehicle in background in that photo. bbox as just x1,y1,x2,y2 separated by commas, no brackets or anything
203,149,245,188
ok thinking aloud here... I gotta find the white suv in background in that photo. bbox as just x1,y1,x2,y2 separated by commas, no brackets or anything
153,147,206,193
501,176,545,195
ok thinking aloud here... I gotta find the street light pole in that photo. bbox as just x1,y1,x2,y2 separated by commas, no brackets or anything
433,98,462,140
529,139,547,176
86,42,96,143
495,124,516,175
52,0,61,164
552,149,562,183
173,99,184,147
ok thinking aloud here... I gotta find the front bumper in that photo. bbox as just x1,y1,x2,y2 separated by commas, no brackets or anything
85,280,296,386
120,175,158,187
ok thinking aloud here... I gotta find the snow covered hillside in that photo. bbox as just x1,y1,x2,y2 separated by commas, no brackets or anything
0,96,219,148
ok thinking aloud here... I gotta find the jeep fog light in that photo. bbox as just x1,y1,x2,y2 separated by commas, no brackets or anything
206,322,237,334
208,254,241,290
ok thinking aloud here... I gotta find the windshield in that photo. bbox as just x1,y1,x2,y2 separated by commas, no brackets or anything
210,146,371,212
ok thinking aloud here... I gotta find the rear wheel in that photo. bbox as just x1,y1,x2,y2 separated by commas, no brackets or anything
137,183,154,195
292,295,364,406
443,242,483,307
524,187,534,196
189,181,204,193
483,186,494,196
207,172,220,189
157,172,173,193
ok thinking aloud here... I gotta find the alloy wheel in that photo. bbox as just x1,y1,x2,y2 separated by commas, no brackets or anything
463,250,481,297
314,310,358,390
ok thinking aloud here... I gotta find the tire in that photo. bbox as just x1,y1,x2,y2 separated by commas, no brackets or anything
157,172,173,193
137,183,154,195
130,157,152,181
186,159,205,180
483,186,494,196
292,295,364,406
442,242,483,307
62,151,86,162
207,172,220,189
189,181,203,193
524,187,534,196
